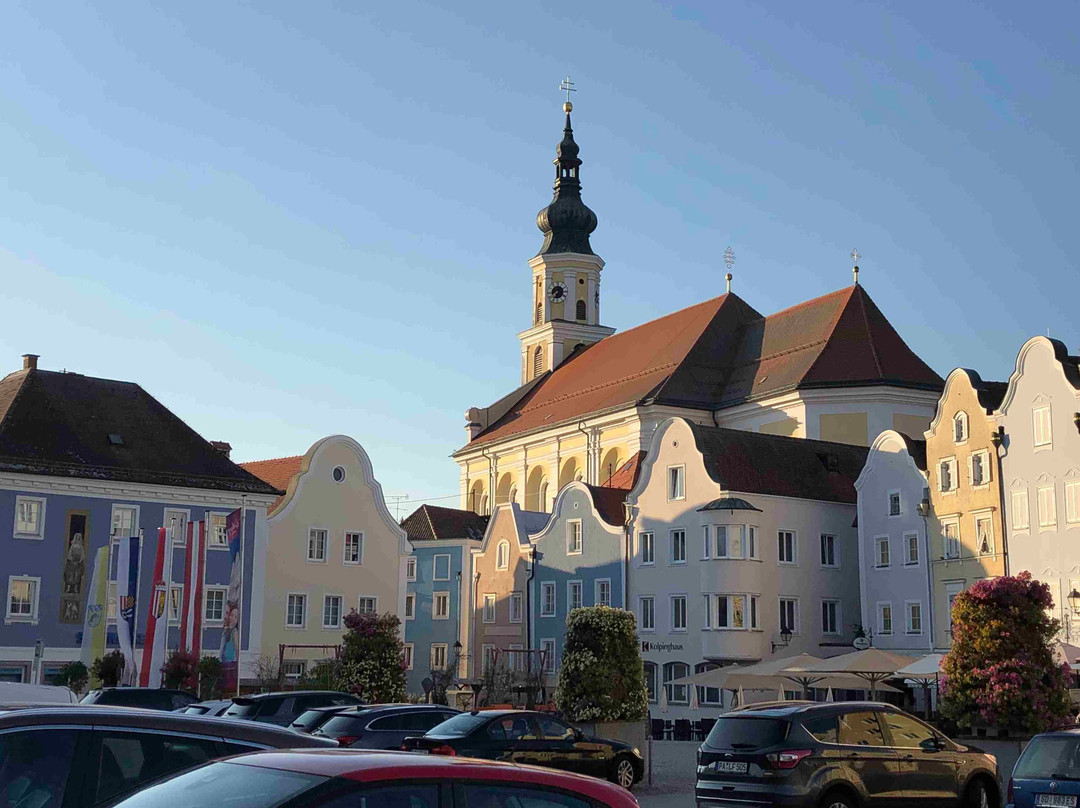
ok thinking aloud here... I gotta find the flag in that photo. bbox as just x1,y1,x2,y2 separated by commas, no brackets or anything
138,528,171,687
219,508,243,692
180,519,207,659
116,533,141,686
80,546,109,681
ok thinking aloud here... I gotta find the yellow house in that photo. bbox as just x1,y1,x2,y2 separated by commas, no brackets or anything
924,369,1008,648
242,435,411,681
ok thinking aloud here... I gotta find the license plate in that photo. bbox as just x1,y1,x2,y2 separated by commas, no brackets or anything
1036,795,1077,808
713,761,749,774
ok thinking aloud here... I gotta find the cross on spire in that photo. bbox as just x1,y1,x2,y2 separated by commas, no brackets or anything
851,248,861,285
560,76,577,112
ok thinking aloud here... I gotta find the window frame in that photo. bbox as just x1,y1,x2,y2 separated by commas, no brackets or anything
953,411,968,444
877,602,893,635
285,592,308,629
663,661,690,704
939,457,957,493
482,593,496,624
778,597,800,635
164,507,190,548
1066,480,1080,526
820,533,839,568
566,519,583,555
404,593,416,621
1033,404,1053,449
640,531,655,565
495,541,510,570
207,511,229,550
508,591,523,624
167,584,184,625
640,595,655,632
904,532,920,566
970,450,990,488
430,643,449,671
875,536,891,568
12,495,47,540
541,639,557,674
356,596,377,614
821,598,841,636
905,600,923,635
5,575,41,624
1038,484,1057,530
1012,488,1031,531
403,643,414,671
667,465,685,501
567,580,583,612
405,556,417,581
306,528,329,564
540,581,556,617
203,586,228,626
595,578,612,608
434,591,452,620
942,518,961,559
433,553,452,581
777,530,797,565
322,594,344,630
343,531,363,565
887,490,902,518
670,594,687,632
669,528,687,564
974,512,994,555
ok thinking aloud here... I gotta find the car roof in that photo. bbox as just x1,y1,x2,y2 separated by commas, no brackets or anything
226,750,635,804
88,687,190,695
720,700,901,718
233,691,353,702
0,706,333,747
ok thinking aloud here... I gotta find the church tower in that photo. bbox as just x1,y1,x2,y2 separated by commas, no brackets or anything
517,97,615,383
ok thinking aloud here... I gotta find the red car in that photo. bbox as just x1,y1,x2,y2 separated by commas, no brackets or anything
108,748,640,808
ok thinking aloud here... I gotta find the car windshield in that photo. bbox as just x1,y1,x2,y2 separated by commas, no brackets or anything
1015,736,1080,780
109,761,325,808
292,709,335,730
705,717,789,750
316,715,365,737
224,702,260,718
80,690,104,704
427,712,491,737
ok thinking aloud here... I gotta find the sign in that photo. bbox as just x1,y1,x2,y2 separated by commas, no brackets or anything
852,636,872,651
641,641,684,653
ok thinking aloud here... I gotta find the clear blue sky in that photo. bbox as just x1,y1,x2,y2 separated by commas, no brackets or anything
2,2,1077,515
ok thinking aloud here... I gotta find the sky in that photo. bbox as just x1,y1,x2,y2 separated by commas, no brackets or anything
1,1,1077,517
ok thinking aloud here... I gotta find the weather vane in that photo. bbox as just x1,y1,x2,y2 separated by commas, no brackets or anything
851,248,860,286
724,246,735,293
560,76,577,111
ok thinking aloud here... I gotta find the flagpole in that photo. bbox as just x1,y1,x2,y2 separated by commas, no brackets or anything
237,495,246,698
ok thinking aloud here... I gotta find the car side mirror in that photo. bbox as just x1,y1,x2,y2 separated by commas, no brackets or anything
573,728,584,741
920,737,944,753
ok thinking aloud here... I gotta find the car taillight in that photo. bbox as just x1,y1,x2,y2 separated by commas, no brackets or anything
335,736,359,747
1007,778,1014,804
429,744,457,756
764,749,812,770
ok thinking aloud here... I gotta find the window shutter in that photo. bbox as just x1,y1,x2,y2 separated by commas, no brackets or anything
966,455,973,485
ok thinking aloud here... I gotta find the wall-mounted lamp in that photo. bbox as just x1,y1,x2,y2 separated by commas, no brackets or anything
917,500,930,518
1068,588,1080,616
990,426,1005,450
771,626,793,653
1073,412,1080,436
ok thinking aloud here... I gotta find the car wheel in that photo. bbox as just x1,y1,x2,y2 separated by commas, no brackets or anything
610,755,637,791
964,778,994,808
819,789,855,808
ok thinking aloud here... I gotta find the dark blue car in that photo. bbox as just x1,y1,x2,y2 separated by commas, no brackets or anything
1009,730,1080,808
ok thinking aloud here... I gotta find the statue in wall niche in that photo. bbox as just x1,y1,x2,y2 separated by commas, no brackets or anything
59,512,90,624
63,532,86,594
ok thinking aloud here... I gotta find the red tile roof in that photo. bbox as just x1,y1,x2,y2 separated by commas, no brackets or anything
459,285,943,451
401,504,489,541
602,451,646,491
583,484,629,527
239,456,303,492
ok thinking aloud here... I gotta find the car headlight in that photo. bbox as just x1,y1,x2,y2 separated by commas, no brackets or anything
632,747,641,757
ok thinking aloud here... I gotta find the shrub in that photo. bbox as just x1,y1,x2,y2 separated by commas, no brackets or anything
197,656,224,699
162,650,199,691
340,610,406,702
56,661,89,695
555,606,648,722
91,650,125,688
940,572,1072,734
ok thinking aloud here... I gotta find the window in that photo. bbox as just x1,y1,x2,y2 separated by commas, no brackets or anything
644,662,658,702
404,594,416,620
208,512,228,547
750,595,759,629
778,530,796,564
90,730,226,804
702,525,711,559
576,299,586,320
204,587,226,625
13,496,46,539
879,712,937,749
323,595,343,629
286,594,306,628
168,585,183,624
433,592,449,619
0,730,77,805
888,492,901,517
1067,481,1080,525
403,644,414,670
430,643,448,671
803,716,839,744
906,601,923,634
670,529,686,563
663,661,690,704
532,345,544,378
496,541,510,570
839,711,886,746
111,504,138,539
509,592,523,623
748,526,758,559
820,534,838,567
712,594,749,629
541,639,556,674
541,582,556,616
433,554,451,581
875,537,890,568
976,515,993,554
1034,405,1053,447
357,596,377,614
641,532,654,564
671,595,687,631
481,644,496,672
945,581,964,634
954,412,968,443
971,451,988,487
939,459,956,492
943,521,960,559
343,532,363,565
596,579,611,607
779,597,799,634
904,533,920,565
696,662,722,705
566,521,582,555
483,594,496,623
640,596,655,631
821,600,840,635
1038,485,1057,529
712,525,746,559
307,529,327,562
462,785,588,808
668,466,685,500
878,603,893,634
568,581,583,611
6,576,39,623
1012,489,1030,530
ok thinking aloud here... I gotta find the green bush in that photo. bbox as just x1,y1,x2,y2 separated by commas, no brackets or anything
340,611,407,702
197,657,224,699
56,661,89,695
91,650,124,688
555,606,648,722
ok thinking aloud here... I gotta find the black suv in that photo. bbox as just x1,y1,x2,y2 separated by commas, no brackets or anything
696,702,998,808
80,687,198,711
222,690,361,727
312,703,459,748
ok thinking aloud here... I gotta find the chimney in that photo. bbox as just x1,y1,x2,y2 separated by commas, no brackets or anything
210,441,232,458
22,354,38,371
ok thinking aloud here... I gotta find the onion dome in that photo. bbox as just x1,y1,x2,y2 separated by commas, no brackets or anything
535,102,597,256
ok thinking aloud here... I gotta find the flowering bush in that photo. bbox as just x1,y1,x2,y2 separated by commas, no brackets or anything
555,606,648,722
162,649,199,690
340,610,407,703
940,572,1071,734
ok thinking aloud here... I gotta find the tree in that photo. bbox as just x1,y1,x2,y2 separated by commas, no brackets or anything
555,606,648,722
941,572,1072,734
56,661,89,695
91,650,124,688
197,656,224,699
339,610,406,703
162,650,199,690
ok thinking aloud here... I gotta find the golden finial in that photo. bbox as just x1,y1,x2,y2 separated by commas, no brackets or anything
560,76,576,113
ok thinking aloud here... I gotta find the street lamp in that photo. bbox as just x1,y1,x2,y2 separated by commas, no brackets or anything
1068,589,1080,616
771,625,793,653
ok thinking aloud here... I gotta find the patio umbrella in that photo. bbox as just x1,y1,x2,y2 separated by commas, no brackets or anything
776,683,786,701
736,686,745,708
689,683,700,710
660,686,669,713
784,649,913,700
825,688,834,703
894,653,944,719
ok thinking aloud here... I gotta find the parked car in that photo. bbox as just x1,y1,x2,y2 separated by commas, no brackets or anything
1008,727,1080,808
222,690,361,727
81,687,198,711
312,704,459,748
402,709,643,790
107,749,640,808
0,682,78,705
0,705,335,807
176,699,234,717
696,701,999,808
289,704,357,733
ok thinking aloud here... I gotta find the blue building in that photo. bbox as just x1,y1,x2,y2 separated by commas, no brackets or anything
400,504,486,694
529,482,628,678
0,354,280,685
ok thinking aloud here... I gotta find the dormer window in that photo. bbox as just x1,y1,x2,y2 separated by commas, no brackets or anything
953,412,968,444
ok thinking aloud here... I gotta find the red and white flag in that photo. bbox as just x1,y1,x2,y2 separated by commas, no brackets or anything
180,519,207,659
138,527,171,687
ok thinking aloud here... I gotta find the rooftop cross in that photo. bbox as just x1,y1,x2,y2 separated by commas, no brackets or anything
851,248,861,285
560,76,577,112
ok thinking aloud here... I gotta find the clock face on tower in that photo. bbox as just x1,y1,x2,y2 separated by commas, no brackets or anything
548,282,569,303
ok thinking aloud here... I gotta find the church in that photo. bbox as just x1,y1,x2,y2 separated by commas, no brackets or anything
455,99,945,515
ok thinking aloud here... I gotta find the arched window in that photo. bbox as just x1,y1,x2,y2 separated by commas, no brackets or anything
662,661,690,704
535,301,543,325
539,482,549,511
496,540,510,570
643,661,658,703
575,299,586,320
954,412,968,443
533,345,544,378
508,486,517,505
480,494,489,516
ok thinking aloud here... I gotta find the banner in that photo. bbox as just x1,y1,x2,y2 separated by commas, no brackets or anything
180,519,206,659
80,546,109,680
116,534,141,686
219,508,243,692
138,528,170,687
